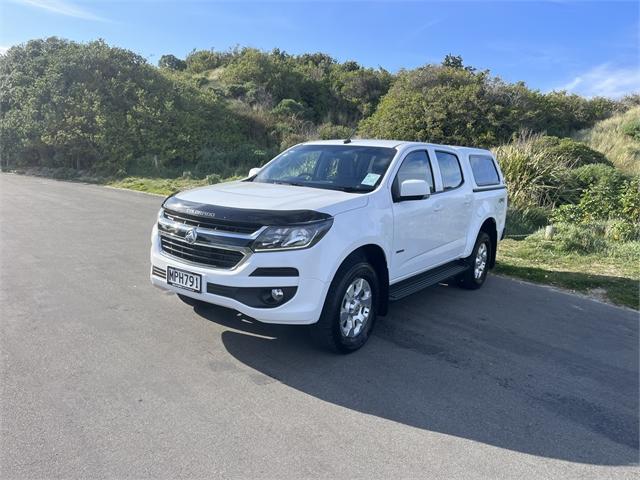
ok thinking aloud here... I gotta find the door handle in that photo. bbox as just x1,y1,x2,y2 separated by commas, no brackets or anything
433,203,443,212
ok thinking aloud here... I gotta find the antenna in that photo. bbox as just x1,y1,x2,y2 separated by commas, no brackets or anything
343,126,358,144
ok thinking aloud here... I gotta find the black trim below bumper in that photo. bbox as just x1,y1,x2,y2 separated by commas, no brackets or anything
249,267,299,277
206,283,297,308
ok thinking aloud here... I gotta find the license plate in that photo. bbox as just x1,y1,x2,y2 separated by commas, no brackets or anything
167,266,202,293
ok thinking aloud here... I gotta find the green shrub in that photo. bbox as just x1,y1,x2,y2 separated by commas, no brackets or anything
280,132,310,150
51,167,78,180
206,173,222,185
551,204,583,224
506,207,550,236
271,99,311,120
577,181,623,221
605,220,640,242
553,223,608,254
318,123,353,140
555,163,622,205
566,163,627,190
622,119,640,141
552,173,639,225
536,136,610,167
620,176,640,223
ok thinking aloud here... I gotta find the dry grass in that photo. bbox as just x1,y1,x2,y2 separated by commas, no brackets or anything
575,107,640,175
494,132,573,209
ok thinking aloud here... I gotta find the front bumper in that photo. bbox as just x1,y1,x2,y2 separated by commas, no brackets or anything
150,226,328,325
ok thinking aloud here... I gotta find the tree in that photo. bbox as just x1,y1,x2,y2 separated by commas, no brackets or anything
442,54,464,69
442,54,475,72
158,54,186,71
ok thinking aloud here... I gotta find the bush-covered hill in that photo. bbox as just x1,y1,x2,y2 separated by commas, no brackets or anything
0,38,633,179
0,38,273,178
358,64,617,146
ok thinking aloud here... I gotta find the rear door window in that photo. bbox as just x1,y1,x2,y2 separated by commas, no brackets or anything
435,151,463,190
469,154,500,186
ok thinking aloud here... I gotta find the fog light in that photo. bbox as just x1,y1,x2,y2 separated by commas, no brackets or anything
271,288,284,302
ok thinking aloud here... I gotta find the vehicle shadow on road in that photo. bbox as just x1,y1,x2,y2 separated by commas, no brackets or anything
191,279,639,466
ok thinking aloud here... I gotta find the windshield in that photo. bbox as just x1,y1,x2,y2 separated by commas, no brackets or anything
252,144,397,193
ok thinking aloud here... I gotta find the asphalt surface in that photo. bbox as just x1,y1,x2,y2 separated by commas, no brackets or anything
1,173,638,479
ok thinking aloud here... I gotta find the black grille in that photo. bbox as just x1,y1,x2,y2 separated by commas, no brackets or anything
164,209,261,235
160,235,245,269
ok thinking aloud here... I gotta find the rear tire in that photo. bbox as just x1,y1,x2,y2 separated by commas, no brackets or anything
311,256,378,353
457,231,491,290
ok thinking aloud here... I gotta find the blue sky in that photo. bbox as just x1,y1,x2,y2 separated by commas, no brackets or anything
2,0,639,98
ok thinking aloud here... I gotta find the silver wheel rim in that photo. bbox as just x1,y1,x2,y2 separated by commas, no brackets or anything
339,277,372,338
474,242,488,279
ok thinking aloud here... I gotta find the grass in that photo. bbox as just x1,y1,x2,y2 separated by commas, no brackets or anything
575,106,640,175
107,176,212,196
496,238,639,309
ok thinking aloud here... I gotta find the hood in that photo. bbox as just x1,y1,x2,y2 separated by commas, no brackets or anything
172,181,368,217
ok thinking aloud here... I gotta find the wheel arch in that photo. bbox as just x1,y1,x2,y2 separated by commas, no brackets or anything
335,243,390,316
478,217,498,268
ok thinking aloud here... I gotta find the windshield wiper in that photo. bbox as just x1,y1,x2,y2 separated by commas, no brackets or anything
268,180,305,187
325,185,372,193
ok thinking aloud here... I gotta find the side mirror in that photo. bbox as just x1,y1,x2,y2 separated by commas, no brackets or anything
248,167,261,177
399,179,430,200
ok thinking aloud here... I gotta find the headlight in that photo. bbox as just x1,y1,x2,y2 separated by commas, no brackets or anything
252,218,333,251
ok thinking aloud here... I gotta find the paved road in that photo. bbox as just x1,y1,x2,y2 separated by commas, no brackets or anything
1,173,638,479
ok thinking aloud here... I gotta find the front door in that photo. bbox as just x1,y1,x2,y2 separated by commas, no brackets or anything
391,150,443,281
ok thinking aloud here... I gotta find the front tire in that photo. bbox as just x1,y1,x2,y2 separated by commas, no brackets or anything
311,256,378,353
457,231,492,290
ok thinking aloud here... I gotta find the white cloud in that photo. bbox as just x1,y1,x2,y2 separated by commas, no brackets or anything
13,0,108,22
0,46,9,55
559,63,640,99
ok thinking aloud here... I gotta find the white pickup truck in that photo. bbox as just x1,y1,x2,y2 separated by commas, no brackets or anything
151,139,507,352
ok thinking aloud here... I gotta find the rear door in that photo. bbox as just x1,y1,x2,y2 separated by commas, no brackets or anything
429,149,473,259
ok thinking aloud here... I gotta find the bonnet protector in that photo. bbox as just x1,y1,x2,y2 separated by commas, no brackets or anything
162,195,332,226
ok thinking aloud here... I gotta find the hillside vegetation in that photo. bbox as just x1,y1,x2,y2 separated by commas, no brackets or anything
576,106,640,175
0,37,628,178
1,37,638,307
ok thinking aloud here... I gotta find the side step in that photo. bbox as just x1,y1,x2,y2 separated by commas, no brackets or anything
388,260,469,301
